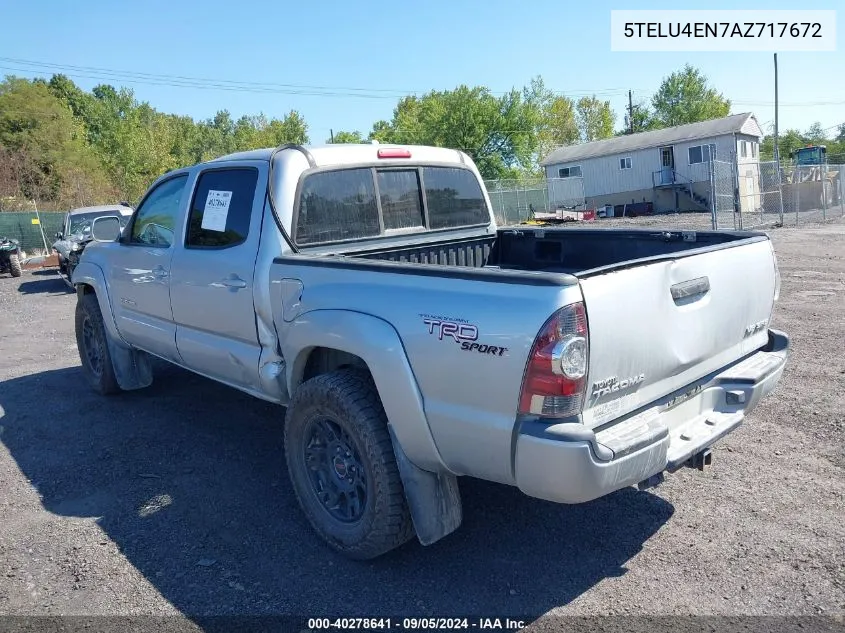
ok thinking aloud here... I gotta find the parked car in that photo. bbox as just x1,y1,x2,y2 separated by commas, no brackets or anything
53,204,134,288
71,143,789,560
0,235,23,278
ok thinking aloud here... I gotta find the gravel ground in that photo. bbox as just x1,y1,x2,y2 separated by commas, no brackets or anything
0,221,844,631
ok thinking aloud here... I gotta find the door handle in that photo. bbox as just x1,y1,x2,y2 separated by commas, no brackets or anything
671,276,710,303
152,265,168,279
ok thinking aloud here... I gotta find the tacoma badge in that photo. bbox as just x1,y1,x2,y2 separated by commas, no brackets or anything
591,374,645,399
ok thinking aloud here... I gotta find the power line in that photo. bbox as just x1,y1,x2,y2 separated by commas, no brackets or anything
0,65,406,99
0,56,646,99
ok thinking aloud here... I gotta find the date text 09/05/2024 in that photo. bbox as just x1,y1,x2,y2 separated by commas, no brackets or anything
306,618,526,630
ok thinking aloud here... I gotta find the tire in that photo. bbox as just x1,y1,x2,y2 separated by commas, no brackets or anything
9,253,21,278
284,369,414,560
75,293,121,395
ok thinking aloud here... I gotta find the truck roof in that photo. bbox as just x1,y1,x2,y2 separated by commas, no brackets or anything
209,143,469,168
68,204,134,216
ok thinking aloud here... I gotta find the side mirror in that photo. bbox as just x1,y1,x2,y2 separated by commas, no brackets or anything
91,216,122,242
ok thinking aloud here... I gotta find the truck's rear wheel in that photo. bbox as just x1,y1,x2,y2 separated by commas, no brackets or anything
284,369,414,560
75,293,121,395
9,253,21,278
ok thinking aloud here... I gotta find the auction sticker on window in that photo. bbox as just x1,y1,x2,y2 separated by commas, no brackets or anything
201,190,232,232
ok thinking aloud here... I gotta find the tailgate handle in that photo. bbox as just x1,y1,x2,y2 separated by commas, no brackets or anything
671,276,710,302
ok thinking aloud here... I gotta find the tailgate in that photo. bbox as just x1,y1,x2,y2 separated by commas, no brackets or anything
579,237,777,429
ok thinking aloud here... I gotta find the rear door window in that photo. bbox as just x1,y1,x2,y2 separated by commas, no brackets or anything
186,168,259,248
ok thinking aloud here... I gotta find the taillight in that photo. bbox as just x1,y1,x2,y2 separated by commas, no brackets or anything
518,302,589,418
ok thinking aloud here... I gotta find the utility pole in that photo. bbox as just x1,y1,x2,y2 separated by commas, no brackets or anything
628,90,634,134
330,129,334,143
773,54,780,164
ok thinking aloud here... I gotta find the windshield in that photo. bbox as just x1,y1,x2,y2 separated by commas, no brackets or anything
794,148,824,166
68,211,130,236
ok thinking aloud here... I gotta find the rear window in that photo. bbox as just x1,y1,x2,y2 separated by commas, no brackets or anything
294,165,488,246
422,167,488,229
296,168,380,245
377,170,424,230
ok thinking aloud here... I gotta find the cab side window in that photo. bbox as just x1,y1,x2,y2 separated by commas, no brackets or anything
129,175,188,247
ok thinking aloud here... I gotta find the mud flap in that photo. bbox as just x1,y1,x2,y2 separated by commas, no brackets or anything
388,426,462,546
106,337,154,391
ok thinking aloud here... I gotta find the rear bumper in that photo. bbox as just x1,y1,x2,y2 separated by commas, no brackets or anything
514,329,789,504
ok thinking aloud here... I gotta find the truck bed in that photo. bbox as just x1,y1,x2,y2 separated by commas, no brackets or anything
349,228,765,277
350,234,495,268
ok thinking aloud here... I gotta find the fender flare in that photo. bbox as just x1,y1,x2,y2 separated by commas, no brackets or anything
283,309,462,546
72,262,153,391
72,262,125,344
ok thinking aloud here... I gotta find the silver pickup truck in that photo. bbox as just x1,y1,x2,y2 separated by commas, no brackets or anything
73,143,789,560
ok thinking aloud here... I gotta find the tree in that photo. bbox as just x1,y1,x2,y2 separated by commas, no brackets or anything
804,122,826,144
621,99,654,135
576,96,615,142
329,130,365,144
0,76,110,206
0,73,315,210
262,110,308,146
522,76,577,168
367,85,539,179
368,120,396,143
651,65,730,128
48,74,96,126
760,129,805,161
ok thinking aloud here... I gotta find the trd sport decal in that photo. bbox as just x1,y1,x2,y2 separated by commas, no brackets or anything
420,314,508,357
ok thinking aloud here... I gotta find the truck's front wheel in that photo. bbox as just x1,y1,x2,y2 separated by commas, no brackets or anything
75,293,121,395
284,369,414,560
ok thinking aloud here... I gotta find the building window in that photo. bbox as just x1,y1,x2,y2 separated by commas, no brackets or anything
619,157,632,170
740,140,748,158
752,143,758,158
689,143,717,165
558,165,582,178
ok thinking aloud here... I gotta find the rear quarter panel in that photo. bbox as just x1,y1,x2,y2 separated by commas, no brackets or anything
271,258,582,484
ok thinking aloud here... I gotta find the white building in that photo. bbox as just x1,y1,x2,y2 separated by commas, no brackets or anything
540,113,764,214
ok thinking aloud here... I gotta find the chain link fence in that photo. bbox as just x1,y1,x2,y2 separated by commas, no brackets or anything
783,163,845,226
711,160,845,230
485,177,585,226
0,211,63,255
486,162,844,232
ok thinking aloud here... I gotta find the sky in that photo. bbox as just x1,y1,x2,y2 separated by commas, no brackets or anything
1,0,843,143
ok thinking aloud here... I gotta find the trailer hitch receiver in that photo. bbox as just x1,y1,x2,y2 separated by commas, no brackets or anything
687,448,713,471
